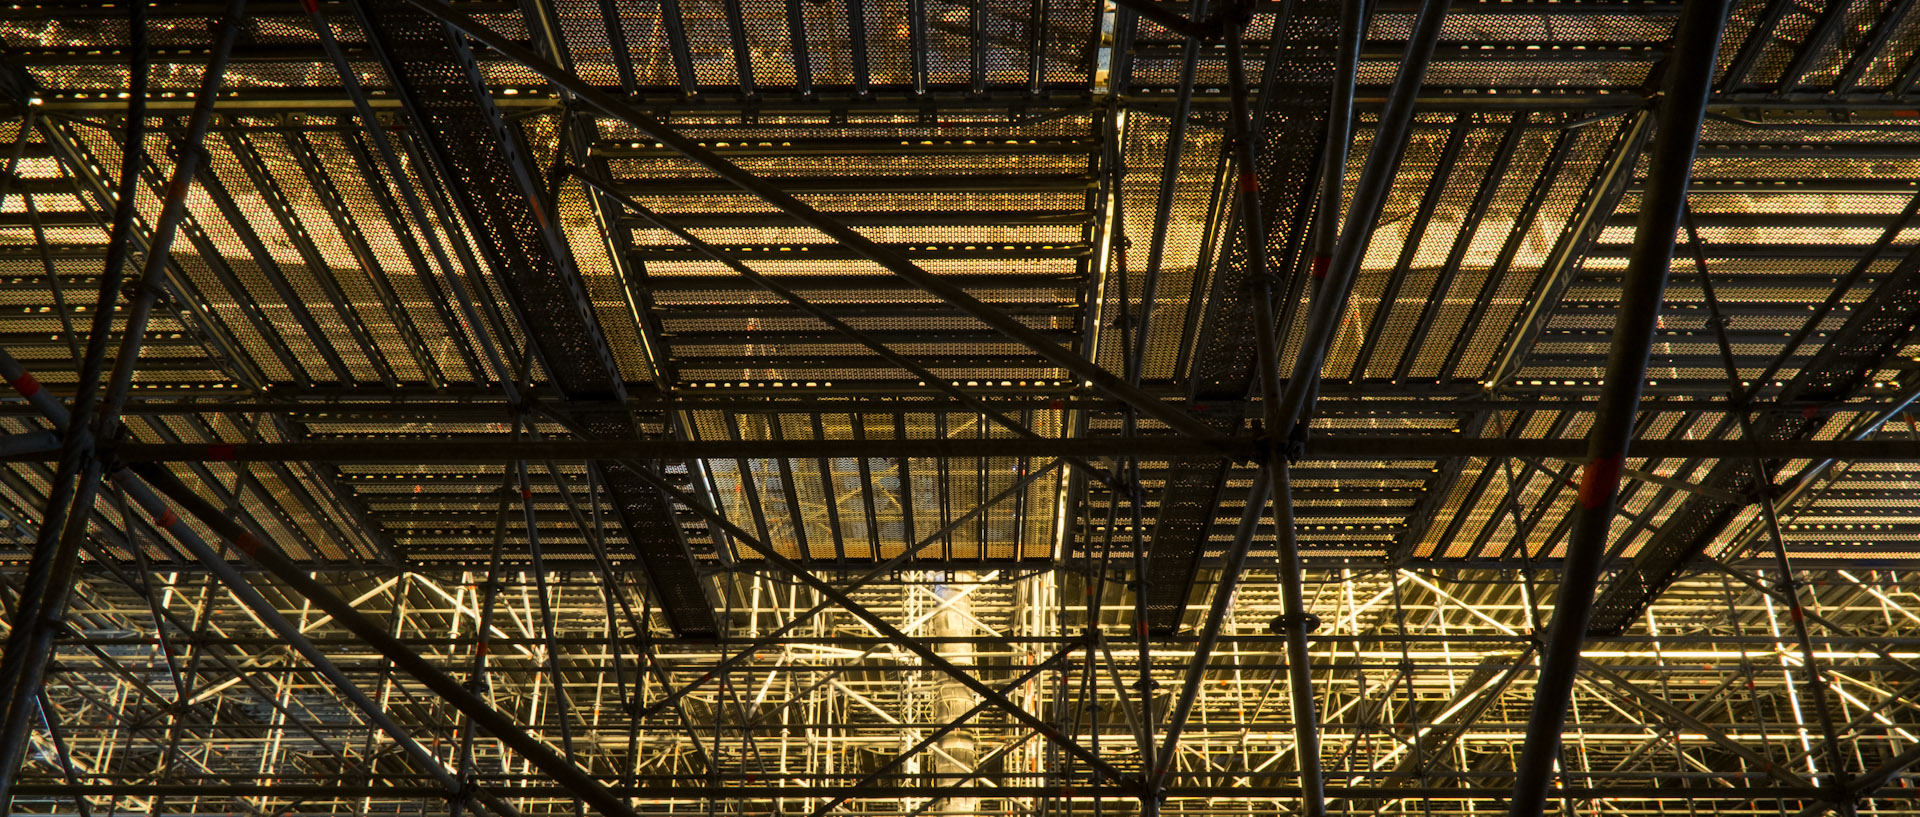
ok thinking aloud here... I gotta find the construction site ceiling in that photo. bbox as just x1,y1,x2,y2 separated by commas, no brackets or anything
1,1,1920,813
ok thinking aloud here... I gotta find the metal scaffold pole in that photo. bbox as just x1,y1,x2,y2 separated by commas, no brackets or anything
1506,2,1732,814
0,2,241,805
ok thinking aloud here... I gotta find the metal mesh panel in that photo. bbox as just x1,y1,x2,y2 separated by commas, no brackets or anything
1456,118,1631,382
801,0,857,87
1363,58,1651,90
91,128,339,383
1101,116,1227,381
551,0,623,87
1136,0,1336,635
362,4,619,397
242,132,417,381
1794,0,1892,90
925,0,971,86
1856,1,1920,88
1714,0,1771,82
1367,123,1509,380
1589,241,1920,634
1330,119,1445,381
560,182,656,384
680,0,740,88
1741,0,1824,88
1406,121,1546,380
865,0,912,86
982,0,1029,86
300,129,475,384
693,410,1057,563
741,0,798,86
611,0,680,87
1194,6,1333,400
1043,0,1097,84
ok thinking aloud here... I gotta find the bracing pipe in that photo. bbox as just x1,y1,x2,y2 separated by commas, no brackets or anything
0,348,521,817
1504,3,1733,816
0,1,228,805
403,0,1230,449
90,435,1920,463
1275,0,1451,428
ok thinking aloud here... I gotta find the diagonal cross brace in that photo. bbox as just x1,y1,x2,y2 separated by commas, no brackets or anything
403,0,1228,449
350,0,720,637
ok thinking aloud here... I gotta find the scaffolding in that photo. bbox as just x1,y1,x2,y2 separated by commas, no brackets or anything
0,1,1917,816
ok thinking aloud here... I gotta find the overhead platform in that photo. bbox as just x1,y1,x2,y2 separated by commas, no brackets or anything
0,2,1917,816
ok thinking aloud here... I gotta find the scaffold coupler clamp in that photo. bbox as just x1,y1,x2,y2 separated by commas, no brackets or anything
1285,420,1310,462
167,139,211,174
1226,0,1256,27
1105,472,1146,499
98,426,133,472
1268,612,1321,634
1816,773,1854,814
455,774,477,805
1249,433,1272,466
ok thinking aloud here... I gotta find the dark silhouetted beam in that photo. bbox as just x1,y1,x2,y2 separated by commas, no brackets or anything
353,0,719,637
90,435,1920,463
1505,2,1731,816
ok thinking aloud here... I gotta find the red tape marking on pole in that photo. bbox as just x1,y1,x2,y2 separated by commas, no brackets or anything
1311,255,1331,279
206,443,236,461
234,533,263,556
1237,171,1259,193
9,371,39,397
528,195,550,231
154,509,179,528
1577,455,1623,510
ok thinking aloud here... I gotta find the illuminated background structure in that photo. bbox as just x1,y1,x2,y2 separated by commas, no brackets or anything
0,1,1917,816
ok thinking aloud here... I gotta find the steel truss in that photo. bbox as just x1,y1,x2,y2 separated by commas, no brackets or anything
0,1,1918,816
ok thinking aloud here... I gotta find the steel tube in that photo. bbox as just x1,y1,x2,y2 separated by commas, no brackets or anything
801,652,1074,817
92,435,1920,463
1127,0,1210,384
598,457,1134,786
1798,741,1920,817
1690,211,1855,796
635,461,1064,722
1311,0,1365,268
1163,17,1329,817
401,0,1228,449
124,421,1135,806
128,463,648,817
0,2,215,803
1154,468,1271,780
107,470,522,817
1275,0,1450,426
570,169,1116,488
1504,2,1732,815
0,351,515,817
